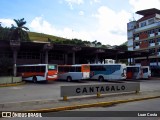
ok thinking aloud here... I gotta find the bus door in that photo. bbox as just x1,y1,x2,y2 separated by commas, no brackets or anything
126,67,140,79
47,64,58,80
141,66,151,79
81,64,90,79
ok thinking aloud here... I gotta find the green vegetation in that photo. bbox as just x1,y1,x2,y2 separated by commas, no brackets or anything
11,18,30,41
0,18,30,41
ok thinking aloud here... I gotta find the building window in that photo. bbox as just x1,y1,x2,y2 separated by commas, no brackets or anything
157,48,160,52
135,42,140,46
148,18,154,25
149,39,154,44
140,21,146,27
157,38,160,42
18,52,40,59
134,33,139,39
149,48,155,55
48,53,64,60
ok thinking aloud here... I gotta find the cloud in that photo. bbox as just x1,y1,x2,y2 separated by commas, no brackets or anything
92,6,131,45
0,18,15,27
90,0,101,5
65,0,84,9
129,0,160,11
129,0,160,19
29,17,56,35
29,8,130,46
29,16,91,40
79,11,84,16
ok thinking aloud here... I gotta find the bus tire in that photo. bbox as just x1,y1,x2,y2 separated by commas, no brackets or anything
67,76,72,82
33,76,37,83
98,76,104,82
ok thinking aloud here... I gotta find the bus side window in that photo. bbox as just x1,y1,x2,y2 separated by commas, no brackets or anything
58,66,63,72
70,67,75,72
40,66,45,72
75,67,81,72
143,68,148,73
63,66,69,72
26,66,30,72
35,66,40,72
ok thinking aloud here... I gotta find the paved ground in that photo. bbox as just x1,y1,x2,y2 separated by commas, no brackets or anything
0,79,160,103
0,79,160,112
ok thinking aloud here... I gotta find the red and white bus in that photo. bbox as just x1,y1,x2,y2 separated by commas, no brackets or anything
58,64,90,81
17,64,58,82
126,66,151,80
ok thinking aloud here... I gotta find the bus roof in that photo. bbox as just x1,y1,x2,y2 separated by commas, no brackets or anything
88,64,126,66
17,64,57,67
127,66,140,68
58,64,126,67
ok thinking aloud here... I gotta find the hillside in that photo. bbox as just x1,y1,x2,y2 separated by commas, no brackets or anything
28,32,68,42
0,26,127,48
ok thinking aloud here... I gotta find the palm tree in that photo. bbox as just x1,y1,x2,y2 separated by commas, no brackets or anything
11,18,29,41
10,18,29,76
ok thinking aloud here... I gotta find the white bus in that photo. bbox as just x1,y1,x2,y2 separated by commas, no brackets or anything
141,66,151,79
126,66,151,79
58,64,90,81
17,64,58,82
89,64,126,81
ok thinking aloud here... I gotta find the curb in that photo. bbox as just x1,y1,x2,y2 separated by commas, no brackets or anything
25,95,160,113
0,82,25,87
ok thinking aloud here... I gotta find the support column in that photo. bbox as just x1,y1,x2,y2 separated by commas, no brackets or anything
72,52,75,65
13,50,17,77
129,58,132,65
157,58,159,66
146,56,149,66
64,54,68,64
115,53,118,63
10,40,20,77
45,51,48,64
95,54,98,64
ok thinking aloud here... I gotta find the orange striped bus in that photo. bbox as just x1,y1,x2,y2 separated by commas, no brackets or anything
58,64,90,81
17,64,58,82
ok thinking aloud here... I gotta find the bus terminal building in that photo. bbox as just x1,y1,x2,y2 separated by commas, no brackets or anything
0,40,149,66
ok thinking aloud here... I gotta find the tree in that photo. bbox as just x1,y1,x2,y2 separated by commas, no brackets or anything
11,18,30,41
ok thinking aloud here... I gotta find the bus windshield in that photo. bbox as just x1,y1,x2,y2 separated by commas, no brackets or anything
48,65,57,70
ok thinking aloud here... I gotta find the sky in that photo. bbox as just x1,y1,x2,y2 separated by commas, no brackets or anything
0,0,160,45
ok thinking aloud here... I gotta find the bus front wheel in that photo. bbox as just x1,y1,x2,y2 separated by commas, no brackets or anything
67,76,72,82
98,76,104,82
33,76,37,83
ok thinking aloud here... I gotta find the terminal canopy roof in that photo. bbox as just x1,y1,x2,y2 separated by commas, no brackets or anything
0,40,149,60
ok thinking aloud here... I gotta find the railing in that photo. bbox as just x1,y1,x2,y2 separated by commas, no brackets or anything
135,46,139,49
135,37,139,41
149,43,155,47
149,33,155,38
135,22,160,33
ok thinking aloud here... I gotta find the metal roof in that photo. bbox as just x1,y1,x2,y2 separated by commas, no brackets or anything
136,8,160,16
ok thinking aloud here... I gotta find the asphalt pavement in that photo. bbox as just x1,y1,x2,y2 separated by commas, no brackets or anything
0,79,160,113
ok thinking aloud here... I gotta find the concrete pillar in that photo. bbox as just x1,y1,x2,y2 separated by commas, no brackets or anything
72,52,75,65
95,54,98,64
156,58,159,66
13,50,17,77
45,51,48,64
129,58,132,65
64,54,68,64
